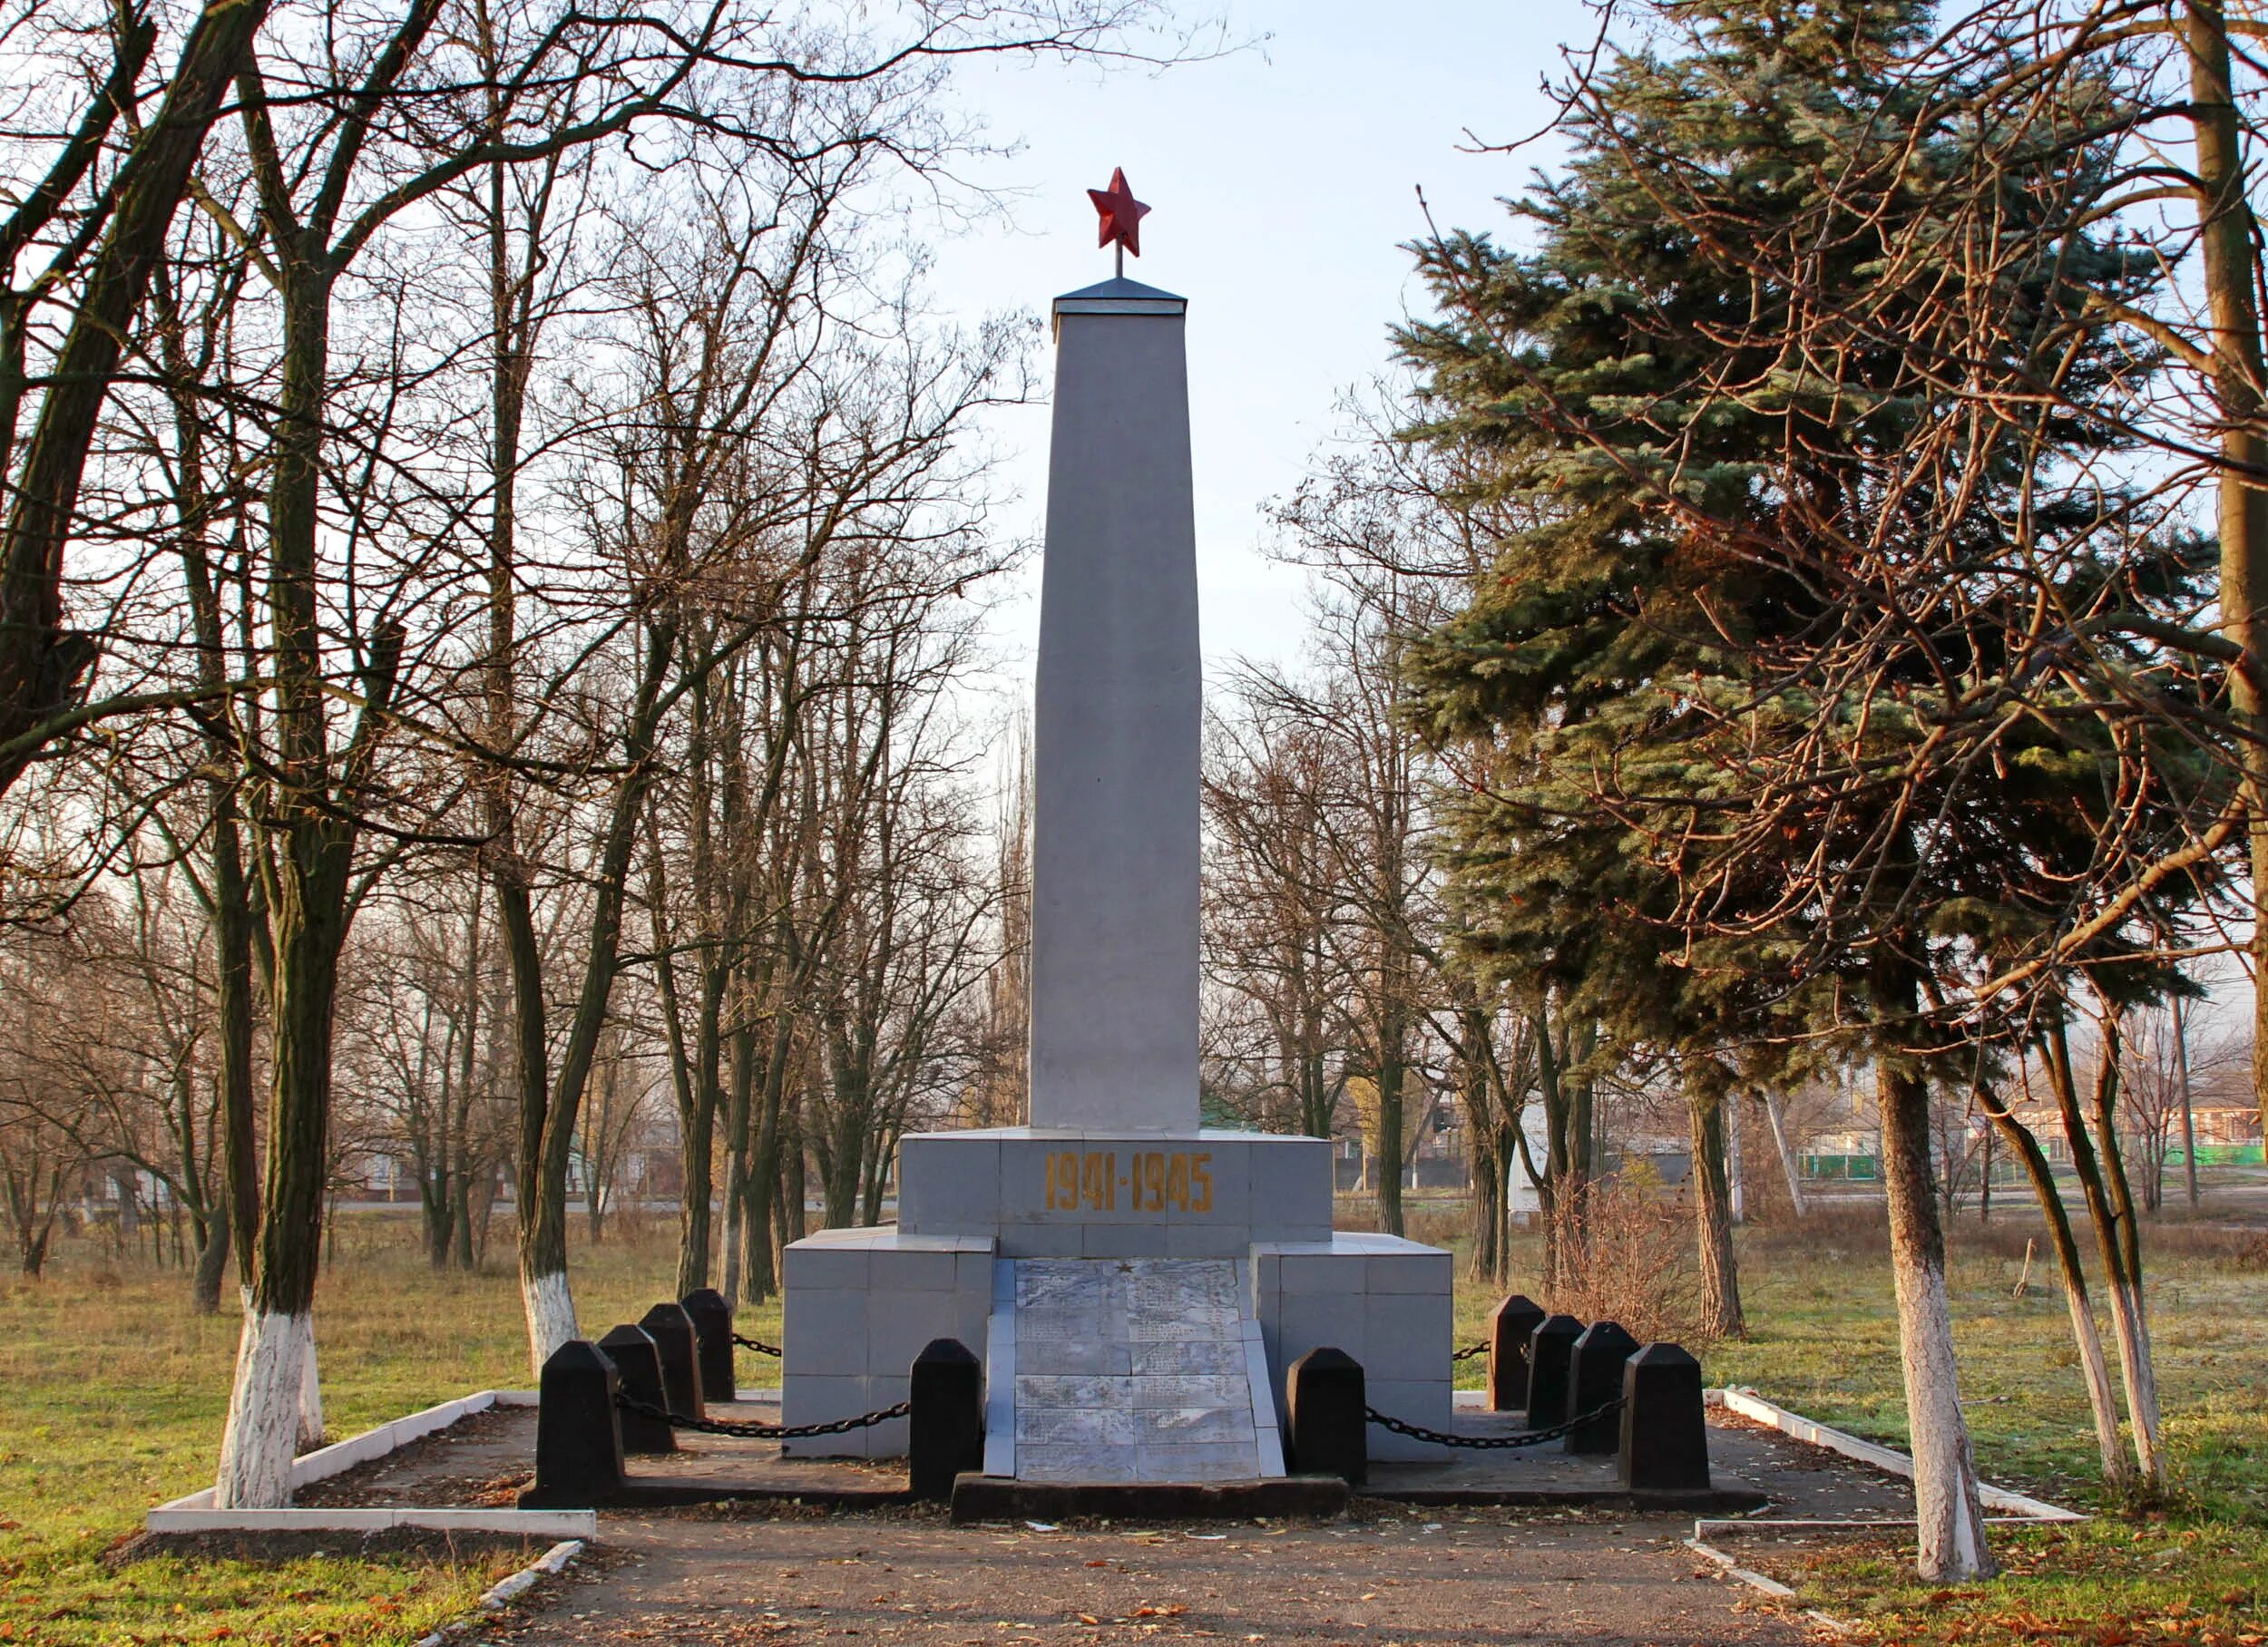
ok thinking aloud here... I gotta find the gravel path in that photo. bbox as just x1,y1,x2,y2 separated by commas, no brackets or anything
494,1506,1811,1647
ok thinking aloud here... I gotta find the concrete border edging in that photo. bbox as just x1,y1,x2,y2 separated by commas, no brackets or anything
408,1538,584,1647
1682,1535,1851,1637
144,1389,595,1537
1690,1386,2089,1634
1710,1386,2086,1522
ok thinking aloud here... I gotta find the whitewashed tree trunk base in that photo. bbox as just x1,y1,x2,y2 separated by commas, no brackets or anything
1890,1255,1994,1579
215,1309,311,1509
522,1268,578,1379
298,1319,324,1451
2063,1285,2127,1486
2107,1278,2165,1486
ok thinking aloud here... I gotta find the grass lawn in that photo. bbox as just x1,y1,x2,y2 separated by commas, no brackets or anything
2,1203,2261,1646
0,1210,781,1647
1682,1215,2267,1645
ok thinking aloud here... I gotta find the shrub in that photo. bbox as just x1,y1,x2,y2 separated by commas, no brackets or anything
1548,1164,1718,1350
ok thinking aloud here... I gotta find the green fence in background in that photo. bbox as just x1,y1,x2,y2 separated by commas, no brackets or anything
2164,1143,2265,1166
1800,1144,2261,1181
1801,1154,1879,1180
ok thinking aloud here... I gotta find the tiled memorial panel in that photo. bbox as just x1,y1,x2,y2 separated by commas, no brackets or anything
1006,1258,1279,1483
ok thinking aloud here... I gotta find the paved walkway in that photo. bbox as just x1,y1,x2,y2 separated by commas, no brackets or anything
496,1507,1812,1647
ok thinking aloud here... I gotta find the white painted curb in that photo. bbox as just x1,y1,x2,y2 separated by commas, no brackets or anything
409,1538,584,1647
1691,1386,2088,1632
145,1389,596,1537
1712,1387,2086,1521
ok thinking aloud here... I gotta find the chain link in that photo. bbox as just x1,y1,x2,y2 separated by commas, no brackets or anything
1451,1341,1489,1362
1365,1396,1623,1450
615,1390,909,1440
732,1333,783,1357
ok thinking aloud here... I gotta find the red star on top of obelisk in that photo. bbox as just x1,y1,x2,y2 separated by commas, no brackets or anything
1087,167,1149,275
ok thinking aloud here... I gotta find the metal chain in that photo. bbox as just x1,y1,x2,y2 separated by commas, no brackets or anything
1365,1396,1623,1450
615,1389,908,1440
1451,1341,1489,1362
732,1333,783,1357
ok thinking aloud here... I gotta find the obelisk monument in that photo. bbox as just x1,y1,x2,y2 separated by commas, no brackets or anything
778,171,1453,1473
1028,167,1199,1134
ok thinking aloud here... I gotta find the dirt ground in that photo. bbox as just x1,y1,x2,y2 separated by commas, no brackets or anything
308,1401,1911,1644
288,1394,1940,1643
484,1506,1820,1647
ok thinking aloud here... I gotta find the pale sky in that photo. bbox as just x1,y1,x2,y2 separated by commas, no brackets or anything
921,0,1600,691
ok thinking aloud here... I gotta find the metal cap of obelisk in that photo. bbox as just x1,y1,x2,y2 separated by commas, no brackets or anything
1026,171,1200,1134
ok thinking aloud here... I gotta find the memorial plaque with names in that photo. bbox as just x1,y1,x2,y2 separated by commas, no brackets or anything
1015,1309,1103,1350
1015,1373,1137,1410
1129,1302,1238,1342
1130,1340,1247,1378
1130,1374,1249,1409
1018,1263,1108,1310
1019,1406,1137,1447
1136,1407,1252,1445
1002,1255,1268,1483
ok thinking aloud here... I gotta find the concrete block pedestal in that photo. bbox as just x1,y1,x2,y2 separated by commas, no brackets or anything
780,1134,1457,1466
779,1228,992,1457
1254,1231,1452,1461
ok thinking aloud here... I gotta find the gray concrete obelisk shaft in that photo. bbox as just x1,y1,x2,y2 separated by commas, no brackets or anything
1027,278,1200,1134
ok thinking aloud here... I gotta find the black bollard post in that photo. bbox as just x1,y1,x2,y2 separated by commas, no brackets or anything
1487,1294,1546,1413
1619,1342,1711,1491
531,1340,625,1503
598,1323,677,1455
680,1288,735,1403
1286,1346,1366,1486
640,1301,706,1421
908,1338,983,1501
1525,1313,1582,1427
1563,1320,1639,1454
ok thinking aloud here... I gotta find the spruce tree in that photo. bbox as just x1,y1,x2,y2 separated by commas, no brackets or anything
1398,0,2203,1578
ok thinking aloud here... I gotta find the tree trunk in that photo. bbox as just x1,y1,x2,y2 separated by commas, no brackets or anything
719,1019,755,1301
676,963,725,1293
1877,1060,1994,1580
436,878,484,1271
2085,1025,2165,1490
513,616,679,1374
1372,1000,1408,1237
2045,1018,2165,1490
820,1016,870,1229
740,1015,794,1303
215,251,388,1508
783,1103,809,1243
503,867,579,1370
1979,1089,2126,1486
298,1324,323,1451
2184,4,2268,1138
1532,1011,1566,1292
1469,1117,1501,1281
2172,996,2199,1210
191,1215,230,1314
1689,1088,1745,1338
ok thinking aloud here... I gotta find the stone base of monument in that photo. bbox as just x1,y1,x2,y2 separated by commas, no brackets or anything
779,1127,1456,1476
945,1473,1352,1523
